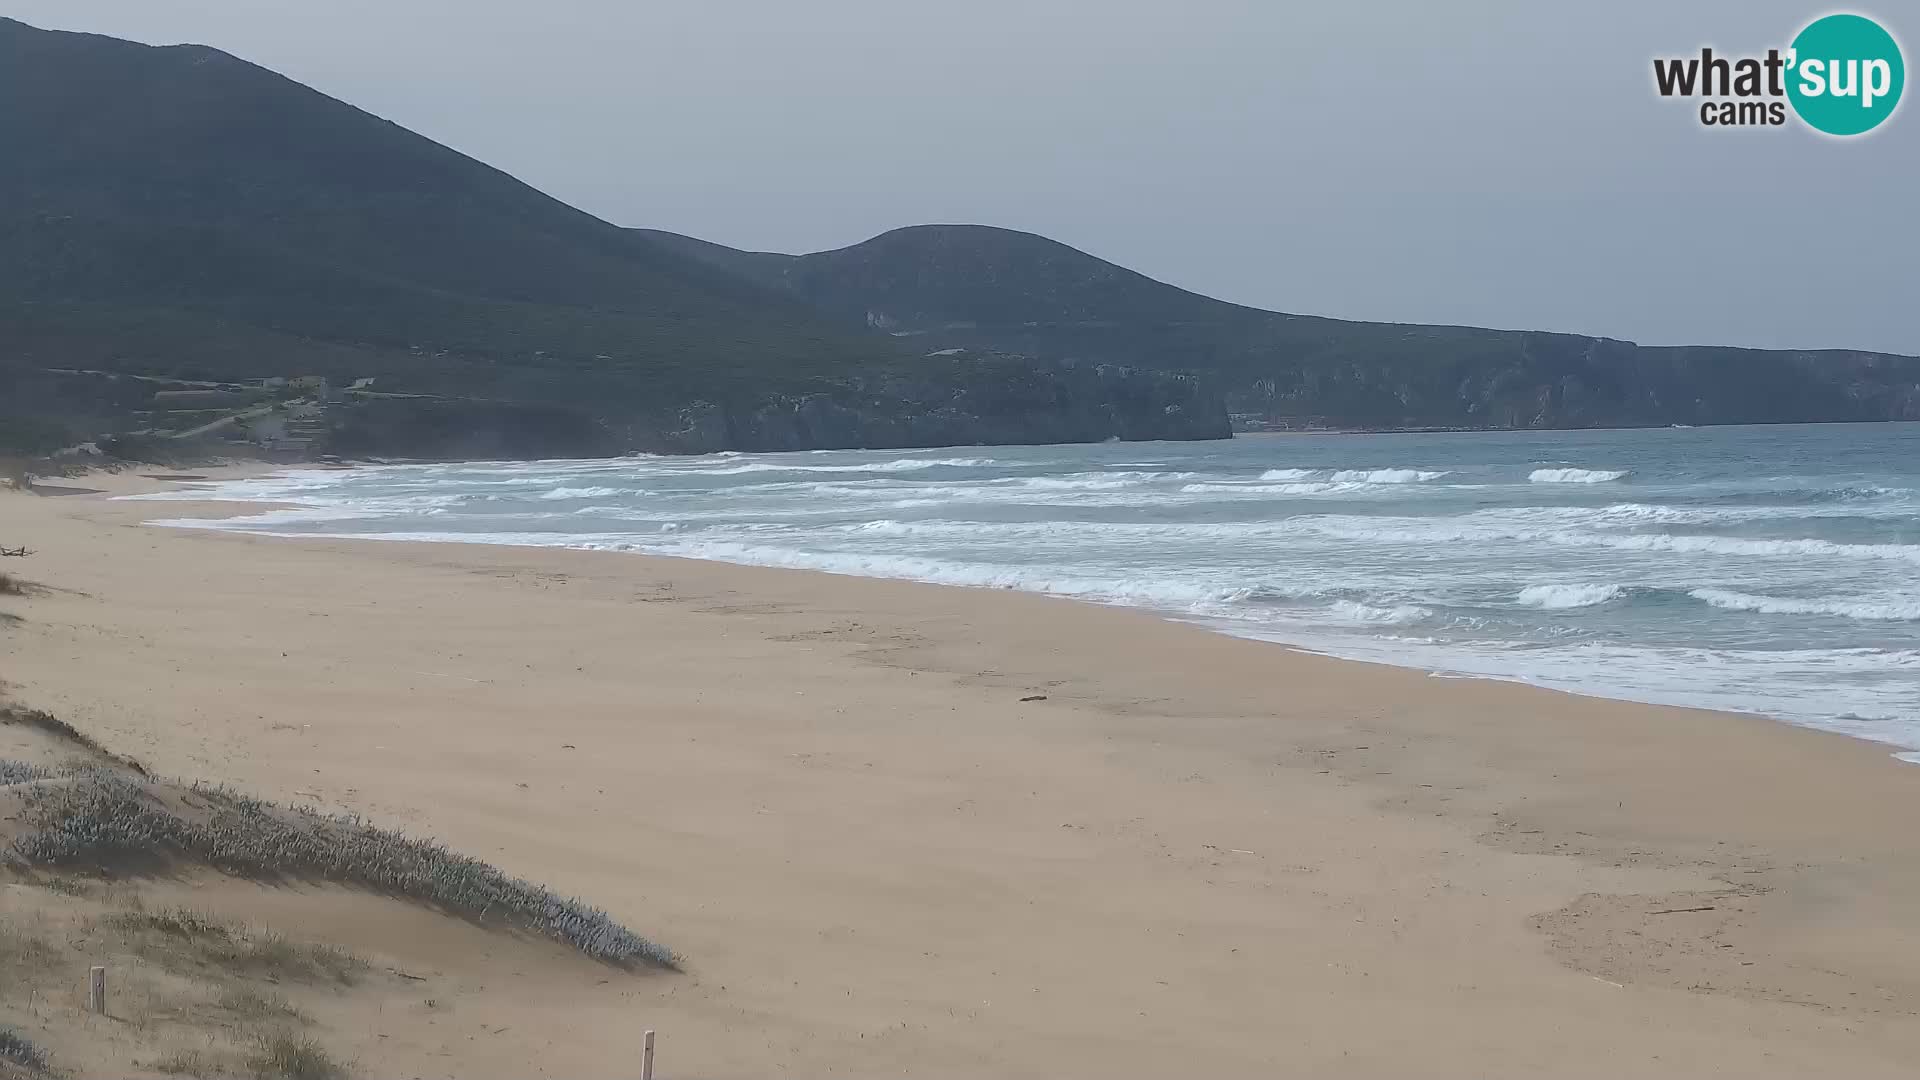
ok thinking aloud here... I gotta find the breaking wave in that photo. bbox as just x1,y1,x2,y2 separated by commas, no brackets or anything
1329,468,1450,484
539,486,624,500
1529,468,1629,484
1327,600,1433,624
700,457,995,475
1517,583,1626,609
1689,588,1920,622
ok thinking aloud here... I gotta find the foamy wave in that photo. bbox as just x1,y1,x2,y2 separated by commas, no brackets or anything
846,519,920,535
117,470,349,502
1329,468,1450,484
1306,515,1920,565
1181,481,1364,496
1243,467,1448,485
359,492,479,509
632,539,1316,611
1530,468,1628,484
538,486,624,500
1590,532,1920,564
701,457,994,475
1017,471,1198,490
148,505,379,528
1592,500,1920,526
1517,584,1625,609
1590,503,1697,524
1689,588,1920,621
1327,599,1432,624
787,474,1202,505
1263,632,1920,751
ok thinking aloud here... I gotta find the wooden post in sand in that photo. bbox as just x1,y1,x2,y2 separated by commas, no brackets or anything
642,1030,656,1080
87,966,106,1014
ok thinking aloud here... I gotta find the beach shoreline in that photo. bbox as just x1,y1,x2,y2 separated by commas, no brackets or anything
123,460,1920,762
4,469,1919,1076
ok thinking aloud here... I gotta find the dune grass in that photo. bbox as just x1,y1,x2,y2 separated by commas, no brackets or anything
4,763,673,968
149,1048,217,1076
0,705,131,769
0,915,56,970
217,985,308,1023
151,1030,343,1080
0,1027,49,1073
109,906,231,940
0,760,57,786
246,1031,345,1080
104,907,363,986
0,573,24,596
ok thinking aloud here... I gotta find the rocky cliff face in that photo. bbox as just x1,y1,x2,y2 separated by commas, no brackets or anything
1222,337,1920,431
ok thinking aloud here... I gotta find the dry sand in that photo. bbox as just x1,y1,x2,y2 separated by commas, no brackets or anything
3,467,1919,1077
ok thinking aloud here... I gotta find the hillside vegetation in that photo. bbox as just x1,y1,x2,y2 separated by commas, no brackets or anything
639,224,1920,431
0,18,1219,458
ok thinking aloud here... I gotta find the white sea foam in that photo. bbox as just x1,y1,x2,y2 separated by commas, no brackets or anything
1586,532,1920,564
1327,599,1432,624
1517,584,1625,609
1329,468,1450,483
1529,468,1629,483
1022,470,1197,487
1302,515,1920,565
1243,467,1448,485
621,538,1315,612
1254,630,1920,752
1689,588,1920,621
538,486,624,500
699,457,995,475
147,505,386,528
1181,481,1365,496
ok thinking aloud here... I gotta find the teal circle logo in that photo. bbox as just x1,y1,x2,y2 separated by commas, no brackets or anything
1787,14,1905,135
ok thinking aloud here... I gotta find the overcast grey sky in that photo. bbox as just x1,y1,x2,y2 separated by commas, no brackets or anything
7,1,1915,353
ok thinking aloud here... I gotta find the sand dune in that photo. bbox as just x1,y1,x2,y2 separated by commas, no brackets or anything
3,469,1919,1077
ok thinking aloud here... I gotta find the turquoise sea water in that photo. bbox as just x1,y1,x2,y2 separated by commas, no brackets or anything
133,423,1920,758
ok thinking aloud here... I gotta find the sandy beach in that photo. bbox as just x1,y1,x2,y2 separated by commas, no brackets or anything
4,467,1920,1078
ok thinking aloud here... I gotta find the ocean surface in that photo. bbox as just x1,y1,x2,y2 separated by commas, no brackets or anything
133,423,1920,759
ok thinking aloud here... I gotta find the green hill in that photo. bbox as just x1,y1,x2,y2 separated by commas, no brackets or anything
0,19,1221,457
637,223,1920,430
